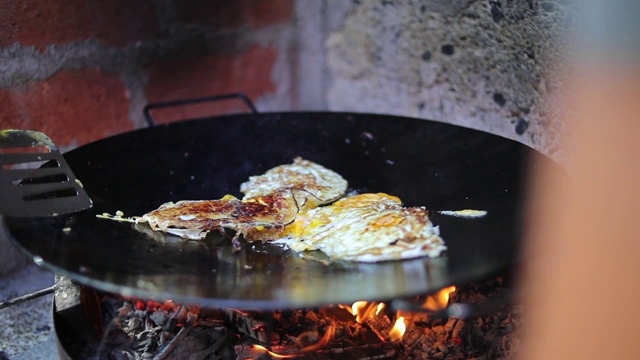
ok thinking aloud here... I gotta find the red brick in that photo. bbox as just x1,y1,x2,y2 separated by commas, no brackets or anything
174,0,246,30
0,89,21,127
0,2,18,47
246,0,293,28
174,0,293,29
0,0,158,49
0,0,91,49
144,46,277,124
85,0,158,47
0,69,133,147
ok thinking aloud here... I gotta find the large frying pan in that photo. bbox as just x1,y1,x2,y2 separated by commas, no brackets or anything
3,112,547,309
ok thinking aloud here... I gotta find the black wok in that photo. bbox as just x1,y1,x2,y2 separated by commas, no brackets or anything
3,112,546,309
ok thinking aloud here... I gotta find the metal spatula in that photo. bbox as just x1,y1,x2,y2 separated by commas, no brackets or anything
0,130,92,217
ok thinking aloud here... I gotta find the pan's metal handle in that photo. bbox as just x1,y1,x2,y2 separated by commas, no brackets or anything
142,93,259,127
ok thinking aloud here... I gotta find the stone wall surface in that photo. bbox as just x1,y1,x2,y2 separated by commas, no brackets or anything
324,0,572,161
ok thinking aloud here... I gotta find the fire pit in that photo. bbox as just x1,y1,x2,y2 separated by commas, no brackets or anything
54,270,519,359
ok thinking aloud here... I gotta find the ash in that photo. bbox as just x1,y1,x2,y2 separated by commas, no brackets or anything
79,273,520,360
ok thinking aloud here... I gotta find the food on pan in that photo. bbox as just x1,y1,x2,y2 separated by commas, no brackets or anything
135,157,348,244
258,193,446,262
100,157,446,262
138,190,300,241
240,157,347,207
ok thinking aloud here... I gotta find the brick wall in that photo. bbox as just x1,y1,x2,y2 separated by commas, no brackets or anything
0,0,295,148
0,0,300,276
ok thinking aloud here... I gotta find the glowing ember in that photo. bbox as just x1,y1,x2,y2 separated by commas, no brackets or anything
423,285,456,311
389,316,406,342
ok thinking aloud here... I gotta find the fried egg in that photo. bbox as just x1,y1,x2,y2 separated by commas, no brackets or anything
259,193,447,262
138,191,300,240
111,158,446,262
136,158,348,241
240,157,347,208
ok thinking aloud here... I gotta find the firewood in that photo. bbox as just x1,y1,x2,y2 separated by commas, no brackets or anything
362,313,393,342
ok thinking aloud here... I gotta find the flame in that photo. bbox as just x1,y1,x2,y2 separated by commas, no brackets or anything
376,302,385,315
422,286,456,311
341,301,407,342
342,300,381,323
351,301,368,320
251,345,296,359
251,323,336,358
338,285,456,344
388,316,406,342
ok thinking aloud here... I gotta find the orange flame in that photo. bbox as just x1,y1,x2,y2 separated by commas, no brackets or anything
355,301,370,320
339,285,456,344
376,302,385,315
342,301,382,323
252,323,336,358
388,316,406,342
341,301,407,342
422,286,456,311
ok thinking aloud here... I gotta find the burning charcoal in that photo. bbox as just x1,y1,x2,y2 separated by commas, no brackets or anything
332,323,350,339
304,310,319,322
432,325,445,337
444,317,458,333
294,331,319,347
453,319,466,335
436,342,449,354
400,327,422,347
422,327,436,341
409,312,431,325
